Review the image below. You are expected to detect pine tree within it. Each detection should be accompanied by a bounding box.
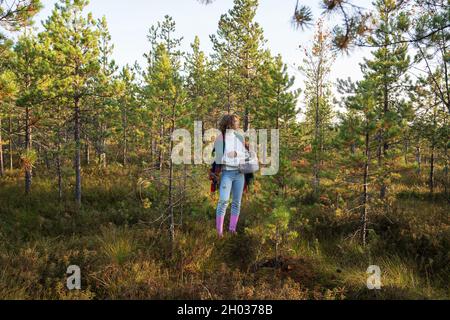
[41,0,100,206]
[257,55,299,130]
[0,69,16,176]
[211,0,266,130]
[201,0,448,55]
[143,16,183,170]
[0,0,41,32]
[300,21,335,196]
[90,16,117,167]
[339,77,379,246]
[362,0,411,199]
[336,79,364,155]
[185,36,215,131]
[258,54,299,195]
[11,31,49,194]
[115,65,138,166]
[0,0,41,178]
[413,0,449,114]
[412,73,449,195]
[144,42,186,245]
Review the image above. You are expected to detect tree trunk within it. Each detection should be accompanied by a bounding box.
[275,228,280,265]
[44,151,51,170]
[244,107,250,132]
[444,110,449,198]
[379,46,389,200]
[379,133,387,199]
[150,131,155,165]
[168,144,175,245]
[84,135,90,166]
[122,109,128,166]
[380,181,387,200]
[442,39,450,113]
[17,118,22,149]
[25,105,32,195]
[0,116,3,176]
[313,87,321,196]
[444,142,448,199]
[361,128,370,246]
[443,110,449,198]
[376,132,382,166]
[156,112,164,171]
[243,51,251,132]
[383,85,389,155]
[57,129,63,201]
[74,98,82,206]
[226,41,232,114]
[97,121,107,168]
[429,144,435,194]
[179,164,187,226]
[416,146,421,174]
[168,101,176,249]
[8,115,13,170]
[404,139,408,164]
[382,39,389,156]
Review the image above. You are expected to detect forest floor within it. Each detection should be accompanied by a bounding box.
[0,164,448,300]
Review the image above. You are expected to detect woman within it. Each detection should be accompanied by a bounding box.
[210,114,251,238]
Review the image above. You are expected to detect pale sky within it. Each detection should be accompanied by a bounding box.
[32,0,375,112]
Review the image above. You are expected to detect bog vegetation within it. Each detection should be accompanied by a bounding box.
[0,0,448,299]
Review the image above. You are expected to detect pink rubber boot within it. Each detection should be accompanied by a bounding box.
[229,214,240,234]
[216,215,225,238]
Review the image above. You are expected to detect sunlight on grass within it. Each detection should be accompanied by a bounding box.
[98,227,135,266]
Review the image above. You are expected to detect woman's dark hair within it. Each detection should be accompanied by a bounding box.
[219,114,239,135]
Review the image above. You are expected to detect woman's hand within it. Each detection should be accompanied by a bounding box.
[227,151,238,158]
[209,172,219,180]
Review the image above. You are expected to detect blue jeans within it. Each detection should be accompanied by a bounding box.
[216,170,245,217]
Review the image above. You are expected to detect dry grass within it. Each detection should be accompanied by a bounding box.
[0,165,448,300]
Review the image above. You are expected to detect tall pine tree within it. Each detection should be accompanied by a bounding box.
[42,0,100,206]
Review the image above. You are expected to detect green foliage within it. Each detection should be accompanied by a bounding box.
[0,0,449,301]
[210,0,267,127]
[0,0,42,32]
[20,149,37,171]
